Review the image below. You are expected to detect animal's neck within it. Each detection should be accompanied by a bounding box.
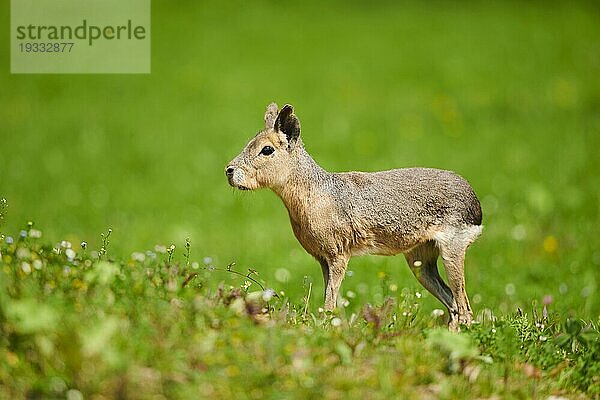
[272,145,329,217]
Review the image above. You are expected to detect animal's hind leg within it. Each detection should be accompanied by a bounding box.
[404,241,458,321]
[435,226,480,331]
[318,259,329,300]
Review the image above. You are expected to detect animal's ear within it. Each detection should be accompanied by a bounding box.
[274,104,301,145]
[264,102,278,129]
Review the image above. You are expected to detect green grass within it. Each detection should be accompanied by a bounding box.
[1,0,599,397]
[0,235,598,399]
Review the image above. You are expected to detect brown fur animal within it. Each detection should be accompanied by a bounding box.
[226,103,482,331]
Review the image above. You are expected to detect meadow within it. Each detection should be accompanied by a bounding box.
[1,1,599,398]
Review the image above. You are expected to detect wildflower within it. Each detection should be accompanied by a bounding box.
[5,236,14,244]
[154,245,167,253]
[275,268,291,283]
[415,291,422,298]
[29,229,42,238]
[80,241,87,249]
[203,256,213,265]
[432,309,444,318]
[346,290,356,299]
[21,262,32,274]
[262,288,276,301]
[33,259,43,270]
[331,317,342,327]
[511,224,526,240]
[543,235,558,253]
[16,247,31,259]
[505,283,516,296]
[66,389,83,400]
[191,261,200,269]
[19,230,27,238]
[413,260,422,267]
[65,248,76,260]
[559,283,568,294]
[543,295,553,305]
[389,284,398,292]
[346,270,354,277]
[131,252,145,262]
[539,335,548,342]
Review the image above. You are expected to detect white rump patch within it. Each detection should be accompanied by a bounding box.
[433,225,483,249]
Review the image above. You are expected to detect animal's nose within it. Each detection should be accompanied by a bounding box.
[225,167,235,177]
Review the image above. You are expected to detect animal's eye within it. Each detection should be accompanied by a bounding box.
[260,146,274,156]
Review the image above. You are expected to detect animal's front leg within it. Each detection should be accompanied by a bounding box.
[323,256,349,310]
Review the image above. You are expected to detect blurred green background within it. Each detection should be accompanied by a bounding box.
[1,1,599,316]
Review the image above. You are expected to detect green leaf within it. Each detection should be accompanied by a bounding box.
[334,341,353,365]
[84,261,120,285]
[4,299,58,334]
[565,319,583,337]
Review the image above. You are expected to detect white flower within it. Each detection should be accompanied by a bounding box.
[331,317,342,327]
[29,229,42,238]
[65,248,76,260]
[432,309,445,318]
[131,252,145,262]
[274,268,291,283]
[21,262,32,274]
[262,288,276,302]
[33,259,43,270]
[505,283,516,296]
[511,224,526,241]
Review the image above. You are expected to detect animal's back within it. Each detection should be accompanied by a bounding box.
[330,168,482,252]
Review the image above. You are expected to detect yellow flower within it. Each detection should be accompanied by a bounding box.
[543,236,558,253]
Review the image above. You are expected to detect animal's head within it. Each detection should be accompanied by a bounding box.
[225,103,302,191]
